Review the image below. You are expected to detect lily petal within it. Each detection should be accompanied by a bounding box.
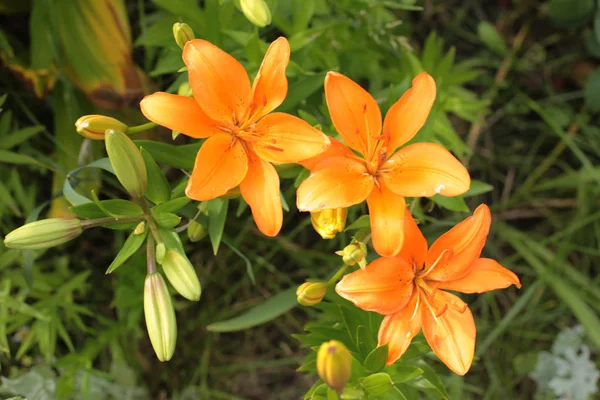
[381,142,470,198]
[336,257,415,315]
[185,134,248,201]
[240,150,282,237]
[384,72,436,155]
[324,71,382,157]
[426,204,491,282]
[252,112,330,164]
[398,209,428,270]
[367,184,406,257]
[296,156,374,212]
[378,290,422,365]
[183,39,251,125]
[299,136,353,171]
[249,37,290,122]
[140,92,223,138]
[435,258,521,294]
[421,290,475,376]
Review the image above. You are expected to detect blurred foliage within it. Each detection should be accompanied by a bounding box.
[0,0,599,399]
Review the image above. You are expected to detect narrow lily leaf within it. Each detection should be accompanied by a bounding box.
[207,288,297,332]
[464,180,494,197]
[344,215,371,232]
[208,198,229,255]
[152,212,181,229]
[431,194,469,212]
[90,196,143,218]
[134,140,201,169]
[70,203,108,219]
[364,344,389,373]
[0,125,45,150]
[389,365,424,383]
[141,148,171,204]
[152,197,191,214]
[106,229,148,274]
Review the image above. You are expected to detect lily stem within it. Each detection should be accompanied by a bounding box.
[81,215,143,229]
[134,197,162,245]
[127,122,157,134]
[327,264,349,286]
[146,235,156,274]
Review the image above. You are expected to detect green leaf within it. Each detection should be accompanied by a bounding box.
[141,148,171,204]
[464,180,494,197]
[152,197,191,214]
[407,360,449,398]
[548,0,594,28]
[430,194,469,212]
[279,73,327,113]
[0,125,45,150]
[364,344,388,373]
[134,140,201,169]
[91,198,144,218]
[70,202,108,219]
[476,21,507,56]
[584,67,600,111]
[389,365,424,383]
[152,212,182,229]
[106,229,148,274]
[207,287,297,332]
[208,198,229,255]
[345,215,371,231]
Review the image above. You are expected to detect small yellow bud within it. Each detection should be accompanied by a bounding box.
[361,373,394,396]
[75,115,127,140]
[311,208,348,239]
[239,0,272,27]
[187,220,207,242]
[296,282,328,306]
[162,250,202,301]
[105,129,147,198]
[173,23,195,49]
[336,242,367,269]
[144,273,177,362]
[134,221,146,235]
[4,218,82,249]
[317,340,352,393]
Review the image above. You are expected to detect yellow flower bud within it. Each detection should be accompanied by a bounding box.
[336,242,367,269]
[361,373,394,396]
[4,218,82,249]
[134,221,146,235]
[162,250,202,301]
[239,0,272,27]
[317,340,352,393]
[296,282,328,306]
[144,273,177,362]
[172,23,195,49]
[74,115,128,140]
[187,220,207,242]
[311,208,348,239]
[105,129,147,198]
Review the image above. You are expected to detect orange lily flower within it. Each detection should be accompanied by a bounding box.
[140,37,330,236]
[297,72,470,257]
[335,204,521,375]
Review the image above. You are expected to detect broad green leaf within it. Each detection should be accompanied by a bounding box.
[345,215,371,231]
[431,194,469,212]
[389,365,424,383]
[106,229,148,274]
[134,140,201,169]
[152,212,181,229]
[70,202,108,219]
[91,198,144,218]
[464,180,494,197]
[208,198,229,255]
[152,197,191,214]
[141,148,171,204]
[407,360,449,398]
[279,73,327,113]
[207,287,297,332]
[364,344,388,373]
[477,21,507,56]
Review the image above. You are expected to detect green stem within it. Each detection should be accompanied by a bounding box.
[81,215,144,229]
[134,197,162,244]
[146,235,156,274]
[127,122,157,134]
[328,264,349,286]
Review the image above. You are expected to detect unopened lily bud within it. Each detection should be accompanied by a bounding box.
[173,23,194,49]
[75,115,127,140]
[311,208,347,239]
[187,220,207,242]
[317,340,352,393]
[144,273,177,362]
[105,129,147,198]
[156,242,166,264]
[4,218,82,249]
[162,250,201,301]
[361,373,394,396]
[239,0,271,27]
[134,221,146,235]
[177,82,192,97]
[296,282,328,306]
[336,242,367,269]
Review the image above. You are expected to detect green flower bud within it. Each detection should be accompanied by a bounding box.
[187,220,207,242]
[75,114,128,140]
[336,242,367,269]
[172,23,195,49]
[311,208,348,239]
[239,0,271,27]
[105,129,147,198]
[317,340,352,392]
[177,82,192,97]
[156,242,166,264]
[144,273,177,362]
[162,250,201,301]
[361,373,394,396]
[296,281,328,306]
[4,218,82,249]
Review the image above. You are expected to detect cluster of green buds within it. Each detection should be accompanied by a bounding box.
[336,241,368,269]
[310,208,347,239]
